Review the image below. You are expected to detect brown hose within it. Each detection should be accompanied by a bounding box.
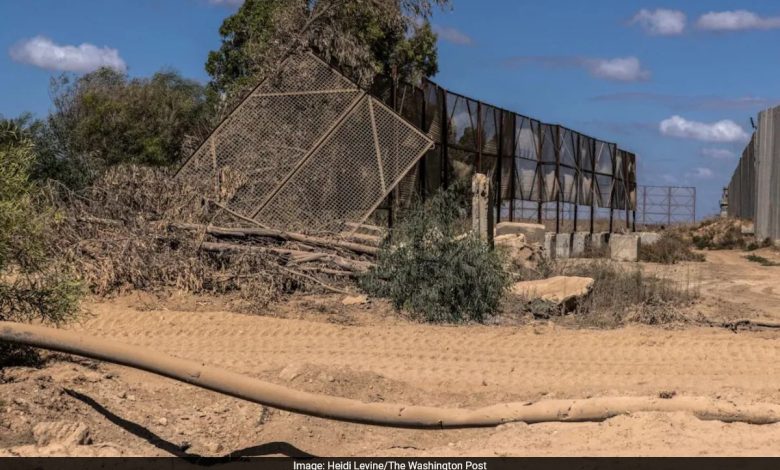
[3,321,780,428]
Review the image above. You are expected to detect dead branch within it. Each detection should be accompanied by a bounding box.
[5,322,780,428]
[174,223,378,256]
[200,241,373,272]
[279,267,352,295]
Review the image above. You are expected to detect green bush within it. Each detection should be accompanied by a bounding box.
[0,125,81,328]
[360,186,509,323]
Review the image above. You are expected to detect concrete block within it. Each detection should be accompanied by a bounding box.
[571,232,590,258]
[610,234,639,262]
[555,233,572,259]
[591,232,609,250]
[495,222,546,245]
[637,232,661,246]
[543,233,556,259]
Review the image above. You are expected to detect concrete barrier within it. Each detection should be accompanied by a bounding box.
[555,233,572,259]
[571,232,590,258]
[544,233,556,259]
[610,234,639,262]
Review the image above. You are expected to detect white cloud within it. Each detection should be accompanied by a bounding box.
[505,56,650,82]
[659,115,750,142]
[688,167,715,179]
[432,25,473,45]
[696,10,780,31]
[700,147,737,160]
[584,57,650,82]
[9,36,126,73]
[631,9,686,35]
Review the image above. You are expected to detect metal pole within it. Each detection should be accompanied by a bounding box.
[555,126,561,234]
[441,87,449,189]
[495,109,503,224]
[668,186,672,226]
[477,101,483,172]
[537,123,543,224]
[590,139,595,234]
[509,114,517,222]
[693,187,697,223]
[642,186,647,226]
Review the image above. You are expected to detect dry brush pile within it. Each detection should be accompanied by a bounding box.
[43,165,376,309]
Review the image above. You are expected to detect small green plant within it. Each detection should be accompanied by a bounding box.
[745,254,780,267]
[360,185,510,323]
[639,232,705,264]
[0,125,82,332]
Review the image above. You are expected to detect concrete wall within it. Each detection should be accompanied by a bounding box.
[727,105,780,241]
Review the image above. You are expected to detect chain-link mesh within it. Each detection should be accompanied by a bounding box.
[253,96,432,233]
[176,53,431,233]
[176,53,363,216]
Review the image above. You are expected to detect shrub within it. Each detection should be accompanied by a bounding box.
[0,124,82,363]
[554,260,697,327]
[360,186,510,323]
[745,254,780,267]
[639,232,705,264]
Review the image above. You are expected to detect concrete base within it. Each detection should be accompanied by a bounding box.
[591,232,609,250]
[571,232,590,258]
[495,222,546,245]
[610,234,639,262]
[637,232,661,246]
[544,233,556,259]
[555,233,572,259]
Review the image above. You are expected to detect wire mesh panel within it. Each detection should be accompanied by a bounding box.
[176,53,363,216]
[253,96,432,233]
[637,186,696,225]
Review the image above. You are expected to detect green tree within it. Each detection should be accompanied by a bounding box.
[33,68,210,188]
[206,0,448,98]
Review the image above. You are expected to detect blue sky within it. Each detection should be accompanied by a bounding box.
[2,1,780,217]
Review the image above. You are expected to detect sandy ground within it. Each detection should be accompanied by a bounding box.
[1,248,780,456]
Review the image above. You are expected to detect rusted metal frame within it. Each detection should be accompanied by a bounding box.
[508,113,517,222]
[573,133,579,233]
[554,125,561,234]
[623,152,630,231]
[536,122,544,224]
[608,143,616,234]
[477,101,483,174]
[590,138,596,234]
[441,86,450,189]
[250,91,366,220]
[494,108,503,224]
[367,99,387,194]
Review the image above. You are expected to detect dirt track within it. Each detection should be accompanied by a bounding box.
[2,249,780,456]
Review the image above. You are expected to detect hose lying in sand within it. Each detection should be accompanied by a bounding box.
[3,321,780,428]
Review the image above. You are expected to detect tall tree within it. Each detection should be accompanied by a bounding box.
[206,0,449,98]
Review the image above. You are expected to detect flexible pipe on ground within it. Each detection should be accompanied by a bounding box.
[2,321,780,428]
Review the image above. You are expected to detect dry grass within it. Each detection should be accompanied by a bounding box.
[639,232,705,264]
[505,257,699,328]
[42,165,304,309]
[557,260,698,327]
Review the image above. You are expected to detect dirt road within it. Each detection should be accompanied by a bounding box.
[2,249,780,456]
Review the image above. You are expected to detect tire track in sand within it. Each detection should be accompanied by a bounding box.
[75,304,780,399]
